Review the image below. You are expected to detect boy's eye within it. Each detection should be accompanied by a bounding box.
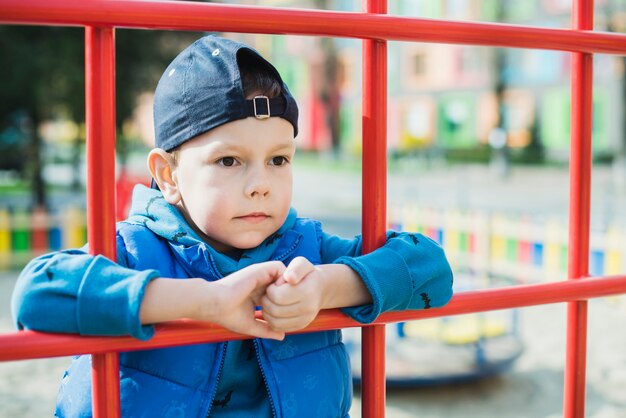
[270,156,288,166]
[218,157,236,167]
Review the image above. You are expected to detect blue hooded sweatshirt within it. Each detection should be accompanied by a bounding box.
[12,185,453,417]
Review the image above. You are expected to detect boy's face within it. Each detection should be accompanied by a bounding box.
[166,117,295,253]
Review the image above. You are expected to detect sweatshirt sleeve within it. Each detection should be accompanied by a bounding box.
[321,231,453,324]
[11,239,160,341]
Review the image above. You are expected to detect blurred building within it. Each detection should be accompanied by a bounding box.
[228,0,626,162]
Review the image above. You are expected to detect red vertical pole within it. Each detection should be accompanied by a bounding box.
[361,1,387,417]
[85,26,120,418]
[564,0,593,416]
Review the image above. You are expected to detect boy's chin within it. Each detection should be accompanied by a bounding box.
[221,235,267,252]
[233,237,268,250]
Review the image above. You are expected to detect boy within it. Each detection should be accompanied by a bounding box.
[12,35,453,417]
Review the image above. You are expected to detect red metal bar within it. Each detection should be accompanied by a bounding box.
[564,0,594,416]
[91,353,121,416]
[3,274,626,363]
[85,26,117,258]
[3,0,626,55]
[361,1,387,416]
[85,25,120,418]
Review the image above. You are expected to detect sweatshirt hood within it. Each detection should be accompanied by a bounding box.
[126,184,298,276]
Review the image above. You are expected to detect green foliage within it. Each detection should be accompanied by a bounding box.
[511,122,545,165]
[0,112,28,172]
[114,30,203,143]
[0,26,83,206]
[0,26,203,205]
[0,26,85,124]
[444,145,492,164]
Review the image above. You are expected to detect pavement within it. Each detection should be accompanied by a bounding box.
[293,157,626,230]
[2,160,626,417]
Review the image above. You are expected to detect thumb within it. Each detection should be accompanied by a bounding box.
[249,261,286,301]
[252,261,286,288]
[283,256,315,285]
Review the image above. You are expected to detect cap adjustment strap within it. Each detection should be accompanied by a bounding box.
[245,95,287,120]
[253,95,270,119]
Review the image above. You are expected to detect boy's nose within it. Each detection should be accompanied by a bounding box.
[245,170,271,198]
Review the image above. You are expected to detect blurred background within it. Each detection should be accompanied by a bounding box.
[3,0,626,417]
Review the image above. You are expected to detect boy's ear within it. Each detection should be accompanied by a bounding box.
[147,149,181,205]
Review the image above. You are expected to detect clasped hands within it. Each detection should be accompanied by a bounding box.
[209,256,327,341]
[142,256,366,340]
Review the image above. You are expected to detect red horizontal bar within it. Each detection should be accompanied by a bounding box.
[2,274,626,362]
[2,0,626,55]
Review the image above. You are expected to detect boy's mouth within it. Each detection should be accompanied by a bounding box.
[236,212,270,223]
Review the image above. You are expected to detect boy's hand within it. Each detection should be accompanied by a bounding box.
[260,257,373,333]
[142,257,370,338]
[205,261,287,340]
[141,261,287,341]
[261,257,326,332]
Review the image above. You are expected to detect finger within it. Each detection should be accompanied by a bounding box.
[243,262,285,298]
[248,318,285,341]
[274,277,287,286]
[253,261,287,287]
[265,282,301,306]
[261,296,302,319]
[261,314,310,333]
[226,261,284,297]
[250,283,272,305]
[252,292,264,307]
[283,257,315,285]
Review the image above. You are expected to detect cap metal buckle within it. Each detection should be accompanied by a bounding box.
[253,95,271,119]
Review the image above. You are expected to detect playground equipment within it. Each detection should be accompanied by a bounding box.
[2,1,626,417]
[346,278,524,387]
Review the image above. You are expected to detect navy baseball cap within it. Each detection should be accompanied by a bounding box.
[153,35,299,153]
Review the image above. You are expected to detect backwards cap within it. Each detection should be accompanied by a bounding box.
[153,35,299,151]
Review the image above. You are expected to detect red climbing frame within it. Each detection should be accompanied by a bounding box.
[1,1,626,417]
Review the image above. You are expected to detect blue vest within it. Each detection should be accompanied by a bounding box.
[56,218,352,418]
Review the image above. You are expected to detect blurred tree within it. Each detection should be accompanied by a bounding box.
[0,26,201,207]
[115,29,202,163]
[489,1,510,178]
[0,26,84,208]
[313,0,342,156]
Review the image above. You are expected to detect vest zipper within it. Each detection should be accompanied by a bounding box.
[205,342,228,418]
[254,339,277,418]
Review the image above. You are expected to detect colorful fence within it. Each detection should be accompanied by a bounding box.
[4,202,625,284]
[0,207,86,270]
[390,204,625,283]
